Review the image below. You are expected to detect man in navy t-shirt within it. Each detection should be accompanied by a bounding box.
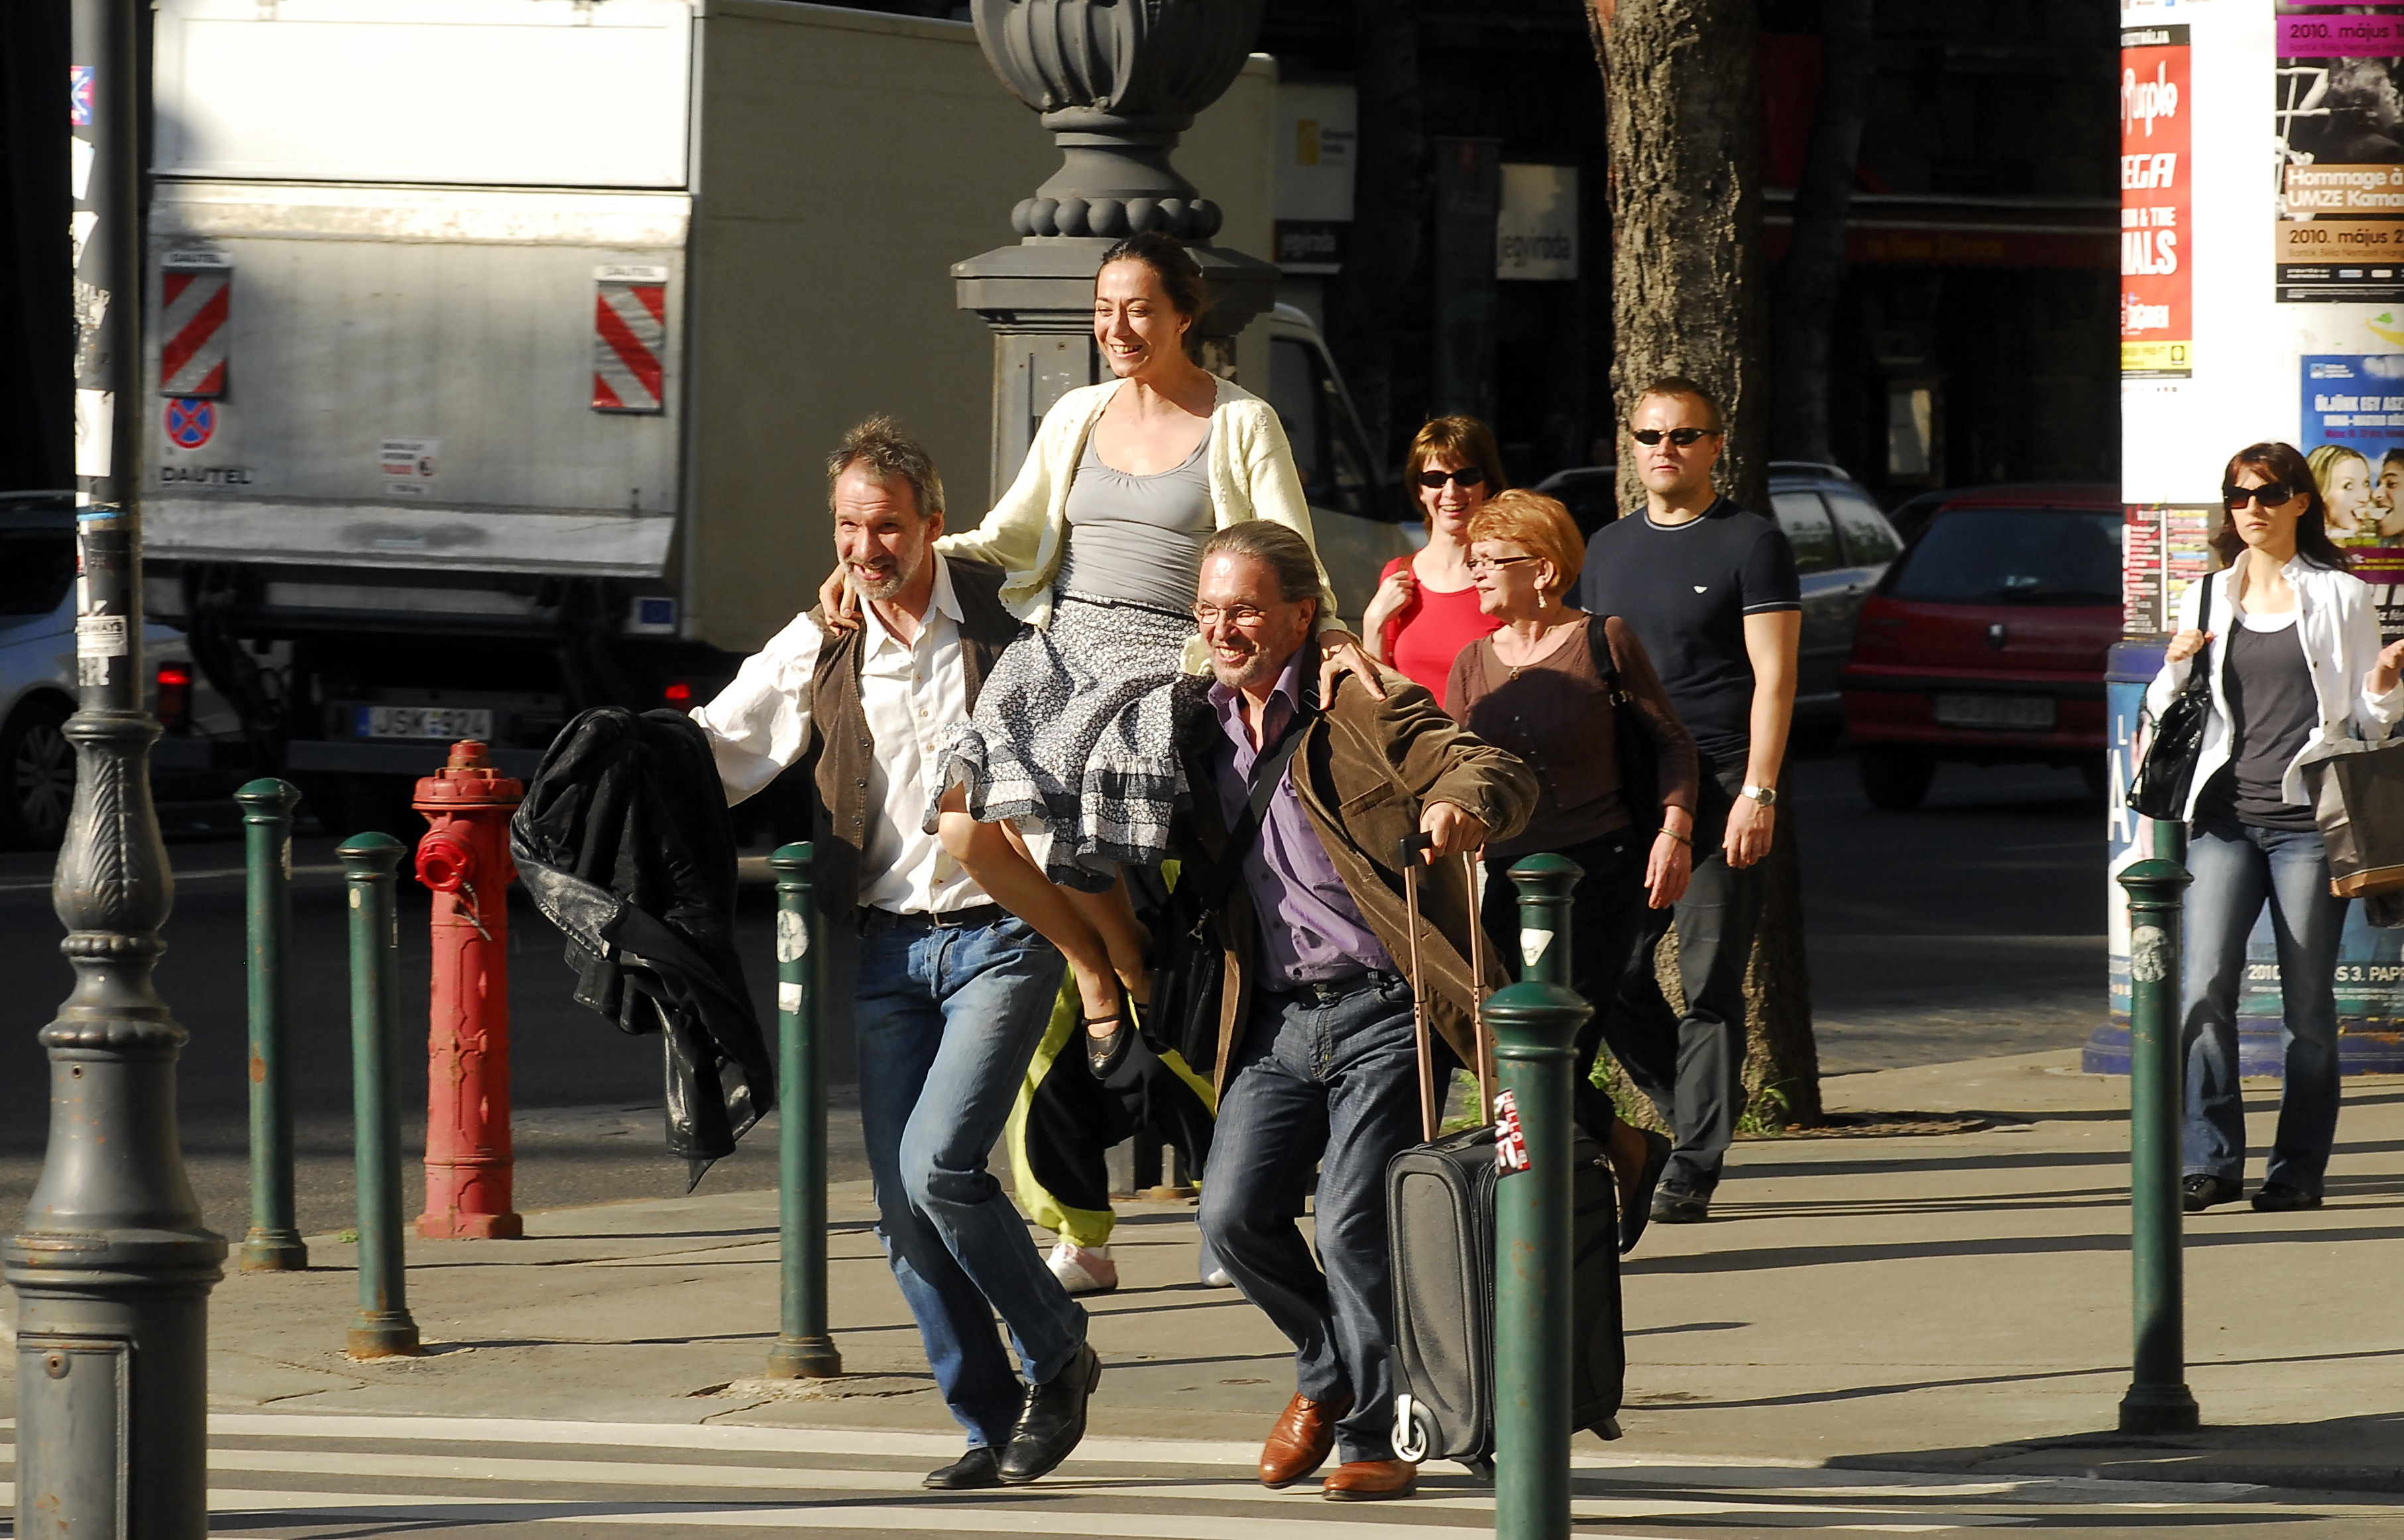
[1576,376,1801,1224]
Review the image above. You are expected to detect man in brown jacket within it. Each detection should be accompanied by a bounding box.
[1178,522,1536,1503]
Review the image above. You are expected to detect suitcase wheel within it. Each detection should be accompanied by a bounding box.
[1391,1394,1432,1464]
[1462,1456,1495,1482]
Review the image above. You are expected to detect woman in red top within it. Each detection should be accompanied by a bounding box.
[1361,416,1508,696]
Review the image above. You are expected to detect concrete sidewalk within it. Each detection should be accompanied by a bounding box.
[10,1047,2404,1497]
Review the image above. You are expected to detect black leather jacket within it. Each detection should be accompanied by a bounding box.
[512,706,770,1187]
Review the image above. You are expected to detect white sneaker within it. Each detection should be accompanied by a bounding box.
[1202,1267,1233,1288]
[1046,1238,1118,1294]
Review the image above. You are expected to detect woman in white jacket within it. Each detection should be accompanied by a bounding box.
[822,233,1376,1073]
[2149,441,2404,1213]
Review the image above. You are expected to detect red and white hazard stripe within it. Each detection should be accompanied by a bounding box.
[592,278,666,413]
[160,260,230,398]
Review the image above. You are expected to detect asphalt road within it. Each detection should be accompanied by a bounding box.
[0,751,2106,1242]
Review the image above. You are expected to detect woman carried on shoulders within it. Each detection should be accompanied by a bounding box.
[823,232,1378,1072]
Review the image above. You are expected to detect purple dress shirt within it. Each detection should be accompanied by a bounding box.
[1208,658,1399,987]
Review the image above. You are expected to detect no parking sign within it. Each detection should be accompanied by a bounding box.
[164,396,214,449]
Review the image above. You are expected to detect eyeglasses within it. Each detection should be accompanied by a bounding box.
[1467,555,1537,575]
[1630,427,1721,448]
[2223,479,2303,510]
[1191,601,1271,628]
[1416,467,1488,489]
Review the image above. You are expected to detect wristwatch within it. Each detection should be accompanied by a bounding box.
[1741,784,1780,806]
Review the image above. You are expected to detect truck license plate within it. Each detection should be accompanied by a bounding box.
[1933,693,2054,730]
[358,706,493,742]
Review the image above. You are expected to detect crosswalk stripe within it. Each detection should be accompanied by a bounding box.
[205,1413,1259,1468]
[186,1449,2014,1526]
[189,1490,1532,1539]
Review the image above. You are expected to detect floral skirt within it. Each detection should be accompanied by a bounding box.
[927,592,1193,893]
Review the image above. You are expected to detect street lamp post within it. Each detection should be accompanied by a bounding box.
[4,0,227,1529]
[956,0,1279,494]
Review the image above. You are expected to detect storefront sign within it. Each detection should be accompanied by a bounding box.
[1497,164,1577,282]
[1274,82,1355,276]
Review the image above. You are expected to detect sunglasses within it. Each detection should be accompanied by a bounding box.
[1416,467,1488,489]
[1631,427,1721,447]
[2222,479,2303,510]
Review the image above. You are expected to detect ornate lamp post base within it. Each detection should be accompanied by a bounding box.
[956,0,1281,496]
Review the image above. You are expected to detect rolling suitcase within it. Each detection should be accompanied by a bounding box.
[1383,838,1625,1475]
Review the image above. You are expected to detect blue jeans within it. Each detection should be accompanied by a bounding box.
[2181,820,2349,1195]
[1198,971,1420,1464]
[856,912,1085,1448]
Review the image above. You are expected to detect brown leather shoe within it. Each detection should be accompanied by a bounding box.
[1322,1458,1418,1500]
[1258,1392,1351,1488]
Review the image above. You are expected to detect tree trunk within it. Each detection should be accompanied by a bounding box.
[1768,0,1874,465]
[1588,0,1821,1130]
[1589,0,1768,518]
[1328,0,1427,468]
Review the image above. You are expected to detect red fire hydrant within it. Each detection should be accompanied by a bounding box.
[414,740,525,1240]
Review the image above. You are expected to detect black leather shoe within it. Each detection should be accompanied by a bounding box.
[924,1446,1003,1490]
[997,1343,1101,1484]
[1083,985,1133,1079]
[2252,1182,2322,1213]
[2182,1174,2242,1212]
[1650,1182,1711,1225]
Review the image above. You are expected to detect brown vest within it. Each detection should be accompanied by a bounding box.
[806,556,1021,916]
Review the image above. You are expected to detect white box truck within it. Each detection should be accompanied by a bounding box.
[141,0,1405,828]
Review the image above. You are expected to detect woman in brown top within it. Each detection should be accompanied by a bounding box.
[1446,489,1700,1251]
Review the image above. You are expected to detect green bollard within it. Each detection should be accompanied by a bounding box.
[1487,839,1591,1540]
[340,832,421,1358]
[765,843,841,1378]
[2118,847,2198,1433]
[1507,852,1583,989]
[237,778,308,1273]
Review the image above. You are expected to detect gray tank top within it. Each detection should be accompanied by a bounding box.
[2222,611,2318,831]
[1057,424,1216,613]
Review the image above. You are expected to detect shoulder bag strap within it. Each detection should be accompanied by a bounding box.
[1586,610,1621,690]
[2190,568,2219,695]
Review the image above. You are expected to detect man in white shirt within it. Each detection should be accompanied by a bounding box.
[694,418,1097,1490]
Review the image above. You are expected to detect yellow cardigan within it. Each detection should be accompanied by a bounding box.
[935,377,1348,642]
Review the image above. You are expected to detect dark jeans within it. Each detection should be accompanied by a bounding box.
[2181,818,2348,1195]
[1197,971,1420,1464]
[1601,761,1763,1193]
[1482,828,1650,1140]
[856,910,1086,1449]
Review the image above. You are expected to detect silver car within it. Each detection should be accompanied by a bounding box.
[1532,461,1904,733]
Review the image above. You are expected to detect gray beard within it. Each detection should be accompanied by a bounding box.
[854,559,919,603]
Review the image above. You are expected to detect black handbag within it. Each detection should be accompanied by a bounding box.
[2130,574,2218,822]
[1143,709,1314,1079]
[1587,614,1664,830]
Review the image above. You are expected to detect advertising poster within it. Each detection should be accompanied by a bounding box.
[2122,505,2163,635]
[2118,504,2217,639]
[2300,352,2404,635]
[2122,23,2191,376]
[2275,5,2404,303]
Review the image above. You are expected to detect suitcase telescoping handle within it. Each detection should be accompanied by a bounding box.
[1397,832,1495,1143]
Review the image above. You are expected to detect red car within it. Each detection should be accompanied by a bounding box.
[1841,484,2122,810]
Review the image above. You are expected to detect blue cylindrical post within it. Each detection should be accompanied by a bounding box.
[766,842,841,1378]
[341,832,420,1358]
